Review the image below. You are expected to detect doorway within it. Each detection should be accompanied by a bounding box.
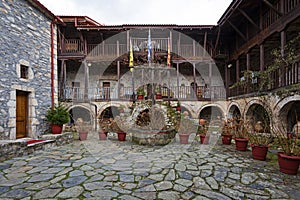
[16,90,28,138]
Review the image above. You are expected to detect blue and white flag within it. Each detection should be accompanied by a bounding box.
[147,29,152,62]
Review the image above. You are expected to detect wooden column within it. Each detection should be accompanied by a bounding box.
[260,44,265,71]
[193,63,196,98]
[193,41,196,57]
[225,63,229,98]
[177,33,181,55]
[59,60,65,99]
[209,62,212,98]
[203,31,207,56]
[84,60,89,100]
[127,31,130,52]
[117,61,120,99]
[280,30,286,86]
[246,53,250,93]
[177,63,179,98]
[236,59,240,82]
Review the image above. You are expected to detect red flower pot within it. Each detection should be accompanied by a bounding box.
[251,144,268,161]
[176,106,181,111]
[79,131,88,141]
[51,124,63,134]
[137,95,144,100]
[156,94,162,99]
[278,152,300,175]
[179,133,190,144]
[117,132,126,141]
[222,134,233,145]
[99,131,107,140]
[235,138,249,151]
[200,134,209,144]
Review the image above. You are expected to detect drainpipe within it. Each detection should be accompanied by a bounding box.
[50,20,55,108]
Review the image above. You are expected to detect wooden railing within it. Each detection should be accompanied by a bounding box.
[60,39,84,54]
[229,61,300,97]
[59,85,225,101]
[284,0,300,13]
[59,38,214,59]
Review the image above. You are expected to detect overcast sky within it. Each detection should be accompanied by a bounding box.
[39,0,232,25]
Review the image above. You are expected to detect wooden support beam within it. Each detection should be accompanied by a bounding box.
[237,8,260,30]
[262,0,283,16]
[203,31,207,56]
[214,26,221,52]
[227,20,247,41]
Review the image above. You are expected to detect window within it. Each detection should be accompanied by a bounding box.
[20,65,29,79]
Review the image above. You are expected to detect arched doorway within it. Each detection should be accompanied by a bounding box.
[69,106,92,124]
[228,105,241,119]
[278,101,300,133]
[99,106,120,120]
[245,104,270,132]
[199,106,223,123]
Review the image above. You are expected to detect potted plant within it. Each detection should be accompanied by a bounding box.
[177,117,197,144]
[137,87,145,100]
[109,116,131,141]
[98,118,110,140]
[197,123,209,144]
[232,117,249,151]
[248,121,274,161]
[75,118,92,141]
[221,119,234,145]
[45,103,70,134]
[272,122,300,175]
[176,101,181,111]
[155,86,162,99]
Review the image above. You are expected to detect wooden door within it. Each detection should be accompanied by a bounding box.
[16,91,28,138]
[103,82,110,99]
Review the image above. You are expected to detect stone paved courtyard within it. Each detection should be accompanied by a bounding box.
[0,133,299,200]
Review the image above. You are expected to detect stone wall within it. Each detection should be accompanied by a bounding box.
[0,0,58,139]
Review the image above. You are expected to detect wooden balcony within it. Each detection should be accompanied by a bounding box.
[58,37,214,61]
[229,61,300,97]
[59,85,226,102]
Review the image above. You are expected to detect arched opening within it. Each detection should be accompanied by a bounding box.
[279,101,300,133]
[69,106,92,124]
[246,104,270,132]
[199,106,223,123]
[99,106,119,120]
[228,105,241,119]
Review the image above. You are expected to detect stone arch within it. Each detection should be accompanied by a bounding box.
[98,103,121,120]
[69,105,94,124]
[198,104,224,123]
[245,102,271,132]
[227,102,242,119]
[277,100,300,133]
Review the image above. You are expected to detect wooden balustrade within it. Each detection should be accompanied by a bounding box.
[59,85,225,101]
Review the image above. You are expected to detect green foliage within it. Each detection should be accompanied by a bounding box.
[45,103,70,125]
[137,86,145,96]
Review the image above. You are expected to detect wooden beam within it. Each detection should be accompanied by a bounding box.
[262,0,283,16]
[227,20,247,41]
[237,8,260,30]
[214,26,221,51]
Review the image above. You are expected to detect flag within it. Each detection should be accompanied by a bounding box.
[129,38,133,68]
[167,38,171,67]
[147,29,152,62]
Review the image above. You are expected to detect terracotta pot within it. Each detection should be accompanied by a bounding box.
[156,93,162,99]
[251,144,268,161]
[277,152,300,175]
[199,119,206,125]
[235,138,249,151]
[222,134,233,145]
[176,106,181,111]
[178,133,190,144]
[200,134,209,144]
[51,124,63,134]
[79,131,88,141]
[137,95,144,100]
[99,131,107,140]
[117,132,126,141]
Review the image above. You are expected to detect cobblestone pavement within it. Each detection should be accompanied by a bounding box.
[0,133,299,200]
